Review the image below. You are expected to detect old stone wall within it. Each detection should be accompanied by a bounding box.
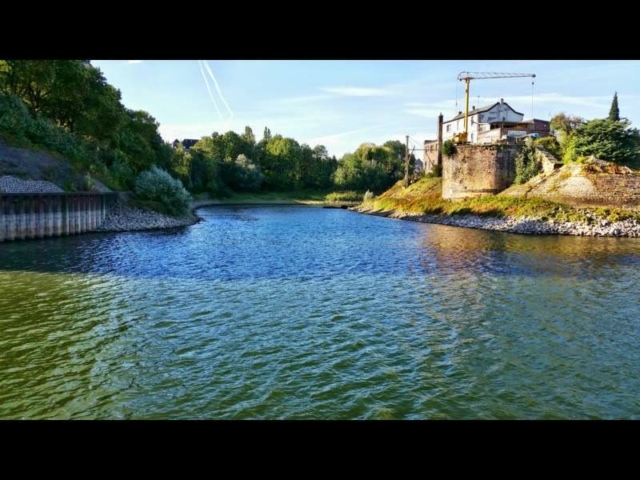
[442,145,521,200]
[500,162,640,208]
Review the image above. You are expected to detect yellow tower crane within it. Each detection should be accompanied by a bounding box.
[453,71,536,144]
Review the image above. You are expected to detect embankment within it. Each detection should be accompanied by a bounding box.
[354,174,640,237]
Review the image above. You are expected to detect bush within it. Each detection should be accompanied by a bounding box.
[514,144,541,184]
[325,191,362,202]
[562,135,578,164]
[426,164,442,178]
[0,94,32,143]
[533,136,562,160]
[442,140,457,157]
[572,119,639,165]
[135,166,191,216]
[232,154,263,191]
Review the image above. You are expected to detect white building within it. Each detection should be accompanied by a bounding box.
[442,99,524,144]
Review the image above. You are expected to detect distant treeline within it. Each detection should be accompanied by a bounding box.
[0,60,414,197]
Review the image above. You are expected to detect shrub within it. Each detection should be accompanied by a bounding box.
[572,119,639,165]
[135,166,191,216]
[426,164,442,178]
[0,94,32,143]
[562,135,578,164]
[533,136,562,160]
[83,174,95,192]
[442,140,457,157]
[232,154,263,191]
[514,143,541,184]
[325,191,362,202]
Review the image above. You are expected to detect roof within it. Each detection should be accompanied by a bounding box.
[521,118,550,124]
[444,101,524,123]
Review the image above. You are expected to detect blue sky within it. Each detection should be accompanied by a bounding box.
[91,60,640,158]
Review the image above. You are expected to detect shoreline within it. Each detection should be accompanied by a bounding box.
[352,205,640,237]
[96,199,360,234]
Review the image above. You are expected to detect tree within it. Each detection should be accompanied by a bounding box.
[0,60,57,114]
[263,126,272,142]
[573,119,639,164]
[243,125,256,146]
[312,144,328,160]
[232,154,263,191]
[550,112,585,136]
[265,135,301,189]
[221,130,248,161]
[609,92,620,121]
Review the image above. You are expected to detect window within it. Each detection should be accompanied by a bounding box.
[446,125,451,132]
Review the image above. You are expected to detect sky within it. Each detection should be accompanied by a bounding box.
[91,60,640,158]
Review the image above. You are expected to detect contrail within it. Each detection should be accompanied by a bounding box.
[198,60,222,120]
[203,60,234,119]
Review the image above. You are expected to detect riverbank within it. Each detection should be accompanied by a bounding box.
[97,201,198,232]
[354,205,640,237]
[96,194,361,233]
[354,177,640,237]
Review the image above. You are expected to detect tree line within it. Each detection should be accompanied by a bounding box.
[174,127,413,197]
[0,60,413,200]
[547,92,640,167]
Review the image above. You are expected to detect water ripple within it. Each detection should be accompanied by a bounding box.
[2,206,640,418]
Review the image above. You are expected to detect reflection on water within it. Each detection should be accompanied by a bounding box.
[1,206,640,419]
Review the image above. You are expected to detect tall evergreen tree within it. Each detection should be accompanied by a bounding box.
[609,92,620,121]
[263,126,272,142]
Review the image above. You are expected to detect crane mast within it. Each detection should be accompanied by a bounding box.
[454,71,536,144]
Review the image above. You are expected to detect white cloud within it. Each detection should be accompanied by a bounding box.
[405,108,446,119]
[321,86,394,97]
[507,92,611,109]
[126,60,143,64]
[276,94,334,105]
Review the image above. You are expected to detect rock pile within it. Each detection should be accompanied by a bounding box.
[355,208,640,237]
[0,175,63,193]
[98,201,197,232]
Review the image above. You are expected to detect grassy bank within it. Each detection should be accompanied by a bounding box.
[361,177,640,223]
[192,190,364,205]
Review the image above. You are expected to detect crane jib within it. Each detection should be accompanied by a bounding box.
[453,71,537,144]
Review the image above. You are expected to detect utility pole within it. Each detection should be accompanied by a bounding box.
[403,135,410,187]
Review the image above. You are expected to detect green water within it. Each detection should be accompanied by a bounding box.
[1,205,640,419]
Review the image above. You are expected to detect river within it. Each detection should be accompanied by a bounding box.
[1,205,640,419]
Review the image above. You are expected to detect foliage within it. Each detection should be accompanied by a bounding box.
[324,191,362,202]
[232,154,263,191]
[332,141,410,193]
[609,92,620,121]
[533,136,562,160]
[134,166,191,216]
[0,60,433,204]
[0,60,182,201]
[550,112,585,136]
[562,134,578,164]
[425,164,442,178]
[363,190,374,201]
[442,140,457,157]
[514,143,542,184]
[572,119,639,165]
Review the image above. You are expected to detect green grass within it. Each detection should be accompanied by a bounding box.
[192,189,364,204]
[324,191,363,202]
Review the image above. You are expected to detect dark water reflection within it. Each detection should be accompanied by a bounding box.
[1,206,639,419]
